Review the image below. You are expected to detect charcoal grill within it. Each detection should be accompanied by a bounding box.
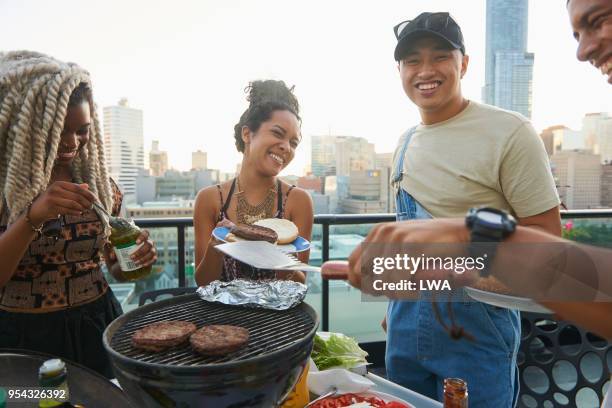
[103,293,318,407]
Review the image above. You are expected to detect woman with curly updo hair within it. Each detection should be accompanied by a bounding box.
[194,80,313,285]
[0,51,157,377]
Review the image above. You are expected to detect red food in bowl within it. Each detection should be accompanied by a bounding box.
[309,392,410,408]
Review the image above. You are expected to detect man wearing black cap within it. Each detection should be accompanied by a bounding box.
[385,12,562,408]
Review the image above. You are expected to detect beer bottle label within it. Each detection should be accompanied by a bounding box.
[113,242,144,271]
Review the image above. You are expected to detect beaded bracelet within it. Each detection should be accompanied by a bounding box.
[24,201,44,235]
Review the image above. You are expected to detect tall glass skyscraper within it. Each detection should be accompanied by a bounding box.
[482,0,534,118]
[103,98,145,203]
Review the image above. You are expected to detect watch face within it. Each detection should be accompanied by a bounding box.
[478,211,503,226]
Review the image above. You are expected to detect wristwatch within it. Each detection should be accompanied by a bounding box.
[465,207,517,277]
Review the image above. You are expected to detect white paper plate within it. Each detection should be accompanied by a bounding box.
[212,226,310,253]
[465,286,553,314]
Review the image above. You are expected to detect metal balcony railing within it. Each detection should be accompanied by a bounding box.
[134,209,612,331]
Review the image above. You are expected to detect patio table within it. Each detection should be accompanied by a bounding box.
[0,349,134,408]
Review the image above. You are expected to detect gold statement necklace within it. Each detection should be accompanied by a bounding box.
[235,177,277,225]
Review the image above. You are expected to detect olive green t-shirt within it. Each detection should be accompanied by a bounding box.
[391,101,560,218]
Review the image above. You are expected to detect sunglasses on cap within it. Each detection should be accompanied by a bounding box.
[393,12,452,39]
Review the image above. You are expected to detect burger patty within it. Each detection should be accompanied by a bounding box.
[190,325,250,356]
[230,224,278,243]
[132,320,197,352]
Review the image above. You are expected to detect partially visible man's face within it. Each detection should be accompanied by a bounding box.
[568,0,612,84]
[398,36,468,113]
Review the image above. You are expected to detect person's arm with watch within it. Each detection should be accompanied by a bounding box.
[468,207,612,339]
[427,208,612,339]
[467,207,609,299]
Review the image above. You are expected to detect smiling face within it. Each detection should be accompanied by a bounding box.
[568,0,612,84]
[55,101,91,167]
[398,36,469,123]
[241,109,300,176]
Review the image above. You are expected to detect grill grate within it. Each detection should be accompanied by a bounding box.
[110,297,317,367]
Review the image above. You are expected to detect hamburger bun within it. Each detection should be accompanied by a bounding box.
[253,218,299,244]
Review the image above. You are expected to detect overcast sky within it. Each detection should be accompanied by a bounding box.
[1,0,610,174]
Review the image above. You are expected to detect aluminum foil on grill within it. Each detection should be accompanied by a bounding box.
[196,279,307,310]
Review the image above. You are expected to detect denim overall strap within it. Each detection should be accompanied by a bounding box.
[392,127,429,221]
[391,127,417,189]
[393,127,434,221]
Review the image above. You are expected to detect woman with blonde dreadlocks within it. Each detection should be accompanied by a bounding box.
[0,51,157,377]
[194,80,313,286]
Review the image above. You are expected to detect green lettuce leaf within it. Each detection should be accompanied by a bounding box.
[311,333,369,370]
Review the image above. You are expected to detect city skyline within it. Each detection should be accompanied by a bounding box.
[129,110,612,212]
[2,0,610,174]
[146,111,612,175]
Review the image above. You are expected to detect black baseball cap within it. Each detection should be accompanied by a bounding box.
[393,12,465,61]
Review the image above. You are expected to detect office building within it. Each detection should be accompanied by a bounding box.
[583,113,612,163]
[310,192,330,214]
[335,136,376,177]
[482,0,534,118]
[551,150,602,209]
[540,126,562,157]
[311,136,337,177]
[312,135,376,178]
[601,164,612,208]
[540,125,585,156]
[128,200,195,219]
[339,168,392,214]
[135,169,219,204]
[103,98,144,202]
[149,140,168,177]
[192,150,207,170]
[297,174,323,194]
[375,152,393,170]
[324,175,349,214]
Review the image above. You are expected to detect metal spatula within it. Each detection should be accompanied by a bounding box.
[215,241,350,280]
[215,241,322,273]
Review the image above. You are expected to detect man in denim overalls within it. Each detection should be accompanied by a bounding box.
[386,12,562,407]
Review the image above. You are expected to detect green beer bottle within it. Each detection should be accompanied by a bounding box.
[93,201,152,282]
[38,359,69,408]
[108,216,152,281]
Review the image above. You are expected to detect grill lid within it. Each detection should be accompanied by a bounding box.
[108,295,318,368]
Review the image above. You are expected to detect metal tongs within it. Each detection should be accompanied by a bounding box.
[92,200,112,219]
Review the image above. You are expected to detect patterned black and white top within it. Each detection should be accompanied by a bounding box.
[0,180,122,312]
